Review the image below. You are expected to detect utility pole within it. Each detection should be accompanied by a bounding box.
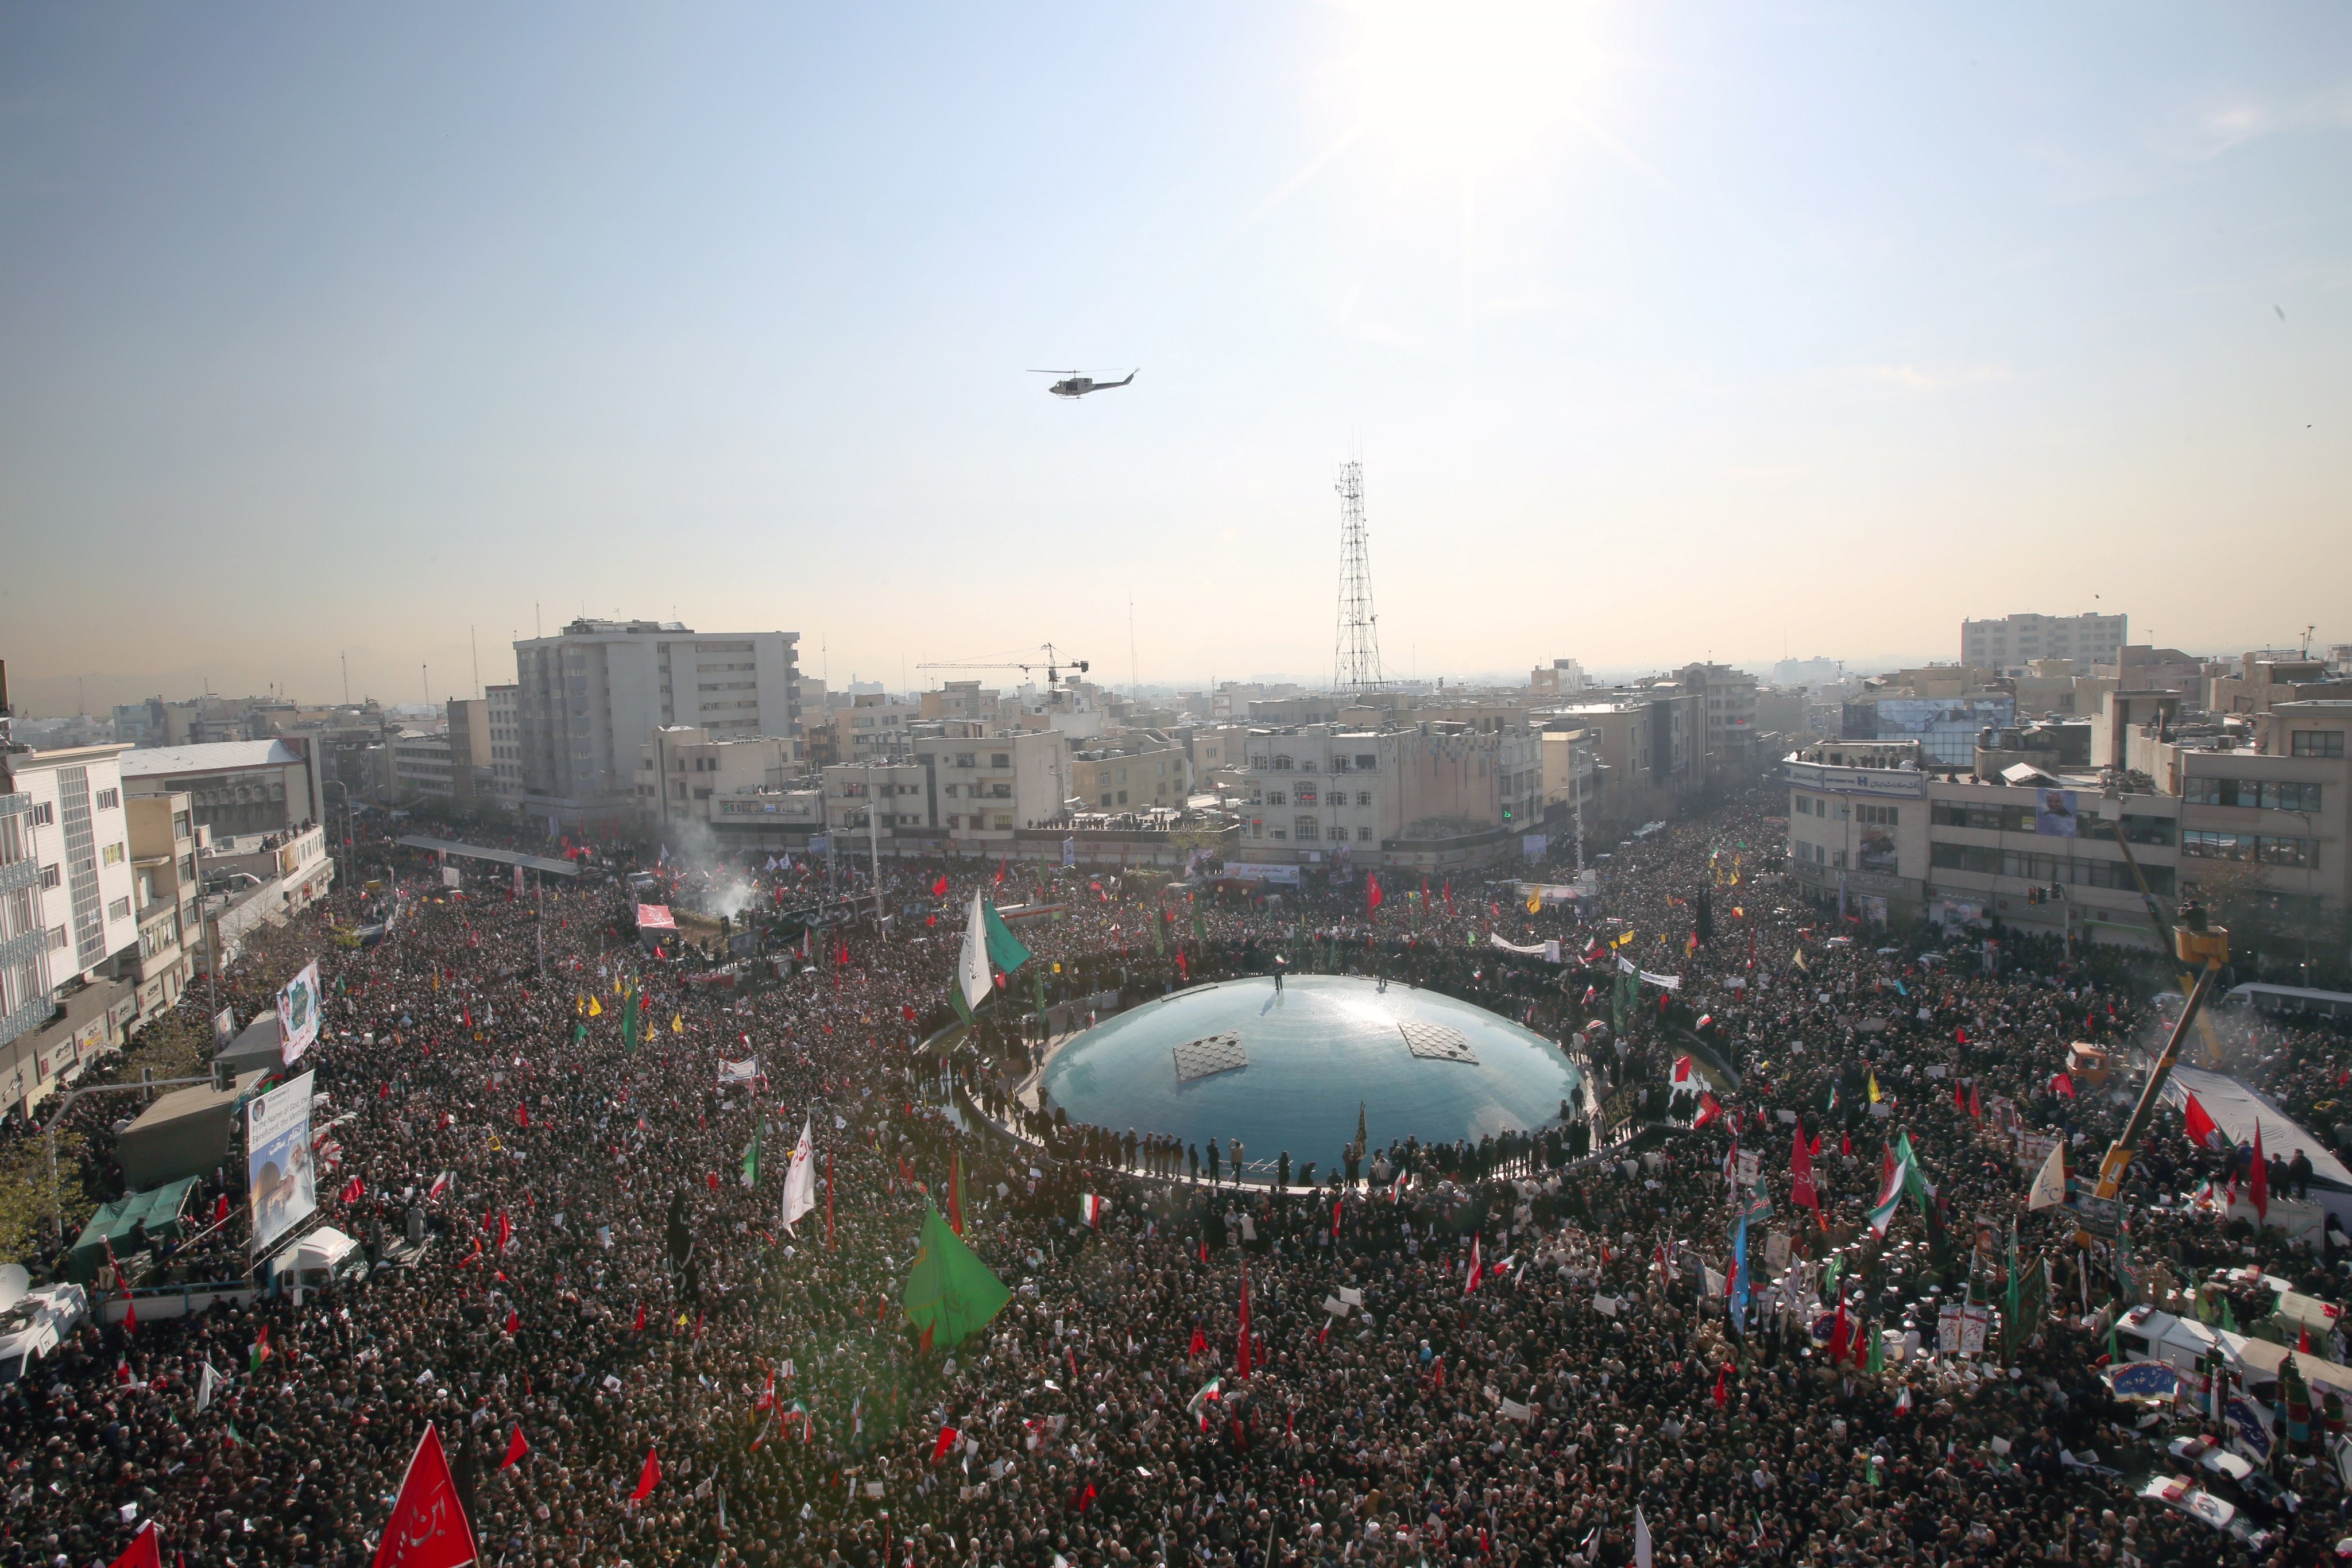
[471,626,481,700]
[341,651,350,706]
[864,759,883,930]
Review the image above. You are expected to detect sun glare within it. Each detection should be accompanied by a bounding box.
[1347,0,1593,175]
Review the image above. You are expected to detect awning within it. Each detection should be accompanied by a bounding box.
[2167,1064,2352,1188]
[66,1178,202,1283]
[635,904,677,931]
[394,835,579,877]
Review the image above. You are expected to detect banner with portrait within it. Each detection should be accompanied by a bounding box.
[276,961,322,1065]
[247,1069,318,1256]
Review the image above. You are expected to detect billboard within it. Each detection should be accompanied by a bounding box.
[1855,697,2016,768]
[276,961,322,1065]
[2035,788,2079,837]
[246,1068,318,1256]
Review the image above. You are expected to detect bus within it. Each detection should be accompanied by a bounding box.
[2223,982,2352,1021]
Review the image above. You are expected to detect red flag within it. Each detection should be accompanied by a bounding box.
[1189,1327,1208,1357]
[2252,1122,2269,1222]
[1967,1082,1981,1120]
[500,1424,529,1471]
[2300,1325,2314,1356]
[1331,1200,1341,1240]
[1953,1079,1966,1110]
[371,1424,477,1568]
[931,874,949,897]
[516,1102,530,1129]
[2049,1073,2075,1099]
[496,1212,513,1251]
[993,858,1005,887]
[629,1446,662,1503]
[2183,1093,2230,1152]
[1790,1124,1819,1211]
[632,1302,646,1331]
[122,1295,138,1336]
[1713,1362,1728,1409]
[107,1523,161,1568]
[1828,1296,1851,1365]
[504,1308,519,1336]
[1236,1269,1254,1381]
[1365,874,1383,916]
[1693,1092,1723,1130]
[931,1424,960,1463]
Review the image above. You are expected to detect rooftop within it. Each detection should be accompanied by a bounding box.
[118,740,310,776]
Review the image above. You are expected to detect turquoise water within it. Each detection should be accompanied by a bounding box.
[1037,975,1582,1175]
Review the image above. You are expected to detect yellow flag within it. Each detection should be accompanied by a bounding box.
[1867,1070,1881,1104]
[1793,949,1809,972]
[575,994,586,1015]
[588,996,604,1017]
[1526,893,1542,915]
[672,1013,683,1034]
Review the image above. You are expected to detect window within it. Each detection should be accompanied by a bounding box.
[1294,816,1319,841]
[30,802,52,826]
[48,926,67,950]
[2184,777,2323,812]
[2181,829,2258,861]
[107,897,130,921]
[2259,835,2316,868]
[40,864,60,889]
[2291,731,2345,758]
[1100,793,1112,807]
[1272,756,1294,772]
[1330,756,1351,772]
[943,784,959,798]
[1356,790,1372,807]
[102,843,124,866]
[992,754,1009,768]
[1117,791,1128,805]
[956,754,977,769]
[1295,785,1318,806]
[94,788,119,810]
[1266,791,1286,807]
[1355,754,1377,771]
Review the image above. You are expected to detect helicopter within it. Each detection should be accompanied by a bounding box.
[1029,369,1137,399]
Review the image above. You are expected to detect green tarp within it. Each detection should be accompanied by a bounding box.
[67,1177,202,1283]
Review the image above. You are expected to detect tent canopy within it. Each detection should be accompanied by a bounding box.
[66,1178,201,1283]
[2167,1064,2352,1187]
[116,1071,268,1190]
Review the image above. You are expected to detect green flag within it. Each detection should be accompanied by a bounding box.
[741,1121,761,1188]
[622,988,641,1055]
[1191,907,1205,942]
[902,1201,1010,1353]
[983,900,1031,974]
[1867,1319,1885,1375]
[573,1021,587,1047]
[949,982,974,1025]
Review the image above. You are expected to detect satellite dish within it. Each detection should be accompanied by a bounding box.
[0,1263,28,1313]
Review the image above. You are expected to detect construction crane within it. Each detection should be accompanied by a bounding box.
[915,644,1091,691]
[2090,901,2231,1203]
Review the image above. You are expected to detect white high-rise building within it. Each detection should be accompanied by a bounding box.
[513,619,800,828]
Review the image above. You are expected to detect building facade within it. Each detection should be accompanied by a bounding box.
[915,727,1063,842]
[117,738,325,839]
[513,619,800,827]
[1961,612,2128,676]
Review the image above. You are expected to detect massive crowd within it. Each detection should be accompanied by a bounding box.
[5,779,2351,1568]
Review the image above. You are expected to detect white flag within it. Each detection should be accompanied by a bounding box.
[957,886,993,1013]
[1634,1505,1654,1568]
[781,1116,817,1232]
[2027,1139,2068,1211]
[196,1362,222,1412]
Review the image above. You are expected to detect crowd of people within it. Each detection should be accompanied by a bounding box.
[4,778,2351,1568]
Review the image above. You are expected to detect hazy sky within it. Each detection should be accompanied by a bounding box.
[3,3,2347,713]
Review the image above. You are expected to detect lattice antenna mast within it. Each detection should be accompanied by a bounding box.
[1333,460,1385,693]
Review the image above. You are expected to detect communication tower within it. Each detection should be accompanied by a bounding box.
[1333,460,1386,693]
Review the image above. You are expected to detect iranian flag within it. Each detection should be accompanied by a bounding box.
[1080,1194,1108,1228]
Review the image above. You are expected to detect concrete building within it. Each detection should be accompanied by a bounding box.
[1676,663,1762,776]
[192,823,334,973]
[1782,737,2183,943]
[1529,659,1588,696]
[915,727,1062,842]
[2207,653,2352,717]
[117,738,326,839]
[1538,725,1597,821]
[1962,611,2128,676]
[1233,723,1509,869]
[485,683,524,811]
[513,618,800,828]
[825,695,920,764]
[636,727,806,836]
[1553,690,1701,823]
[123,793,198,1027]
[1069,740,1190,817]
[919,682,1004,727]
[821,762,934,839]
[0,744,145,1116]
[389,727,457,804]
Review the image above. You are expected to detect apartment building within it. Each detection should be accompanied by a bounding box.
[1961,612,2128,676]
[915,727,1063,841]
[825,695,920,764]
[919,682,1003,727]
[636,727,805,835]
[123,793,198,1025]
[821,763,934,839]
[1676,662,1762,775]
[513,618,800,827]
[1069,740,1189,816]
[1529,659,1588,697]
[1232,723,1509,868]
[485,683,524,810]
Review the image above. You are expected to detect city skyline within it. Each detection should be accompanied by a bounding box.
[5,4,2347,710]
